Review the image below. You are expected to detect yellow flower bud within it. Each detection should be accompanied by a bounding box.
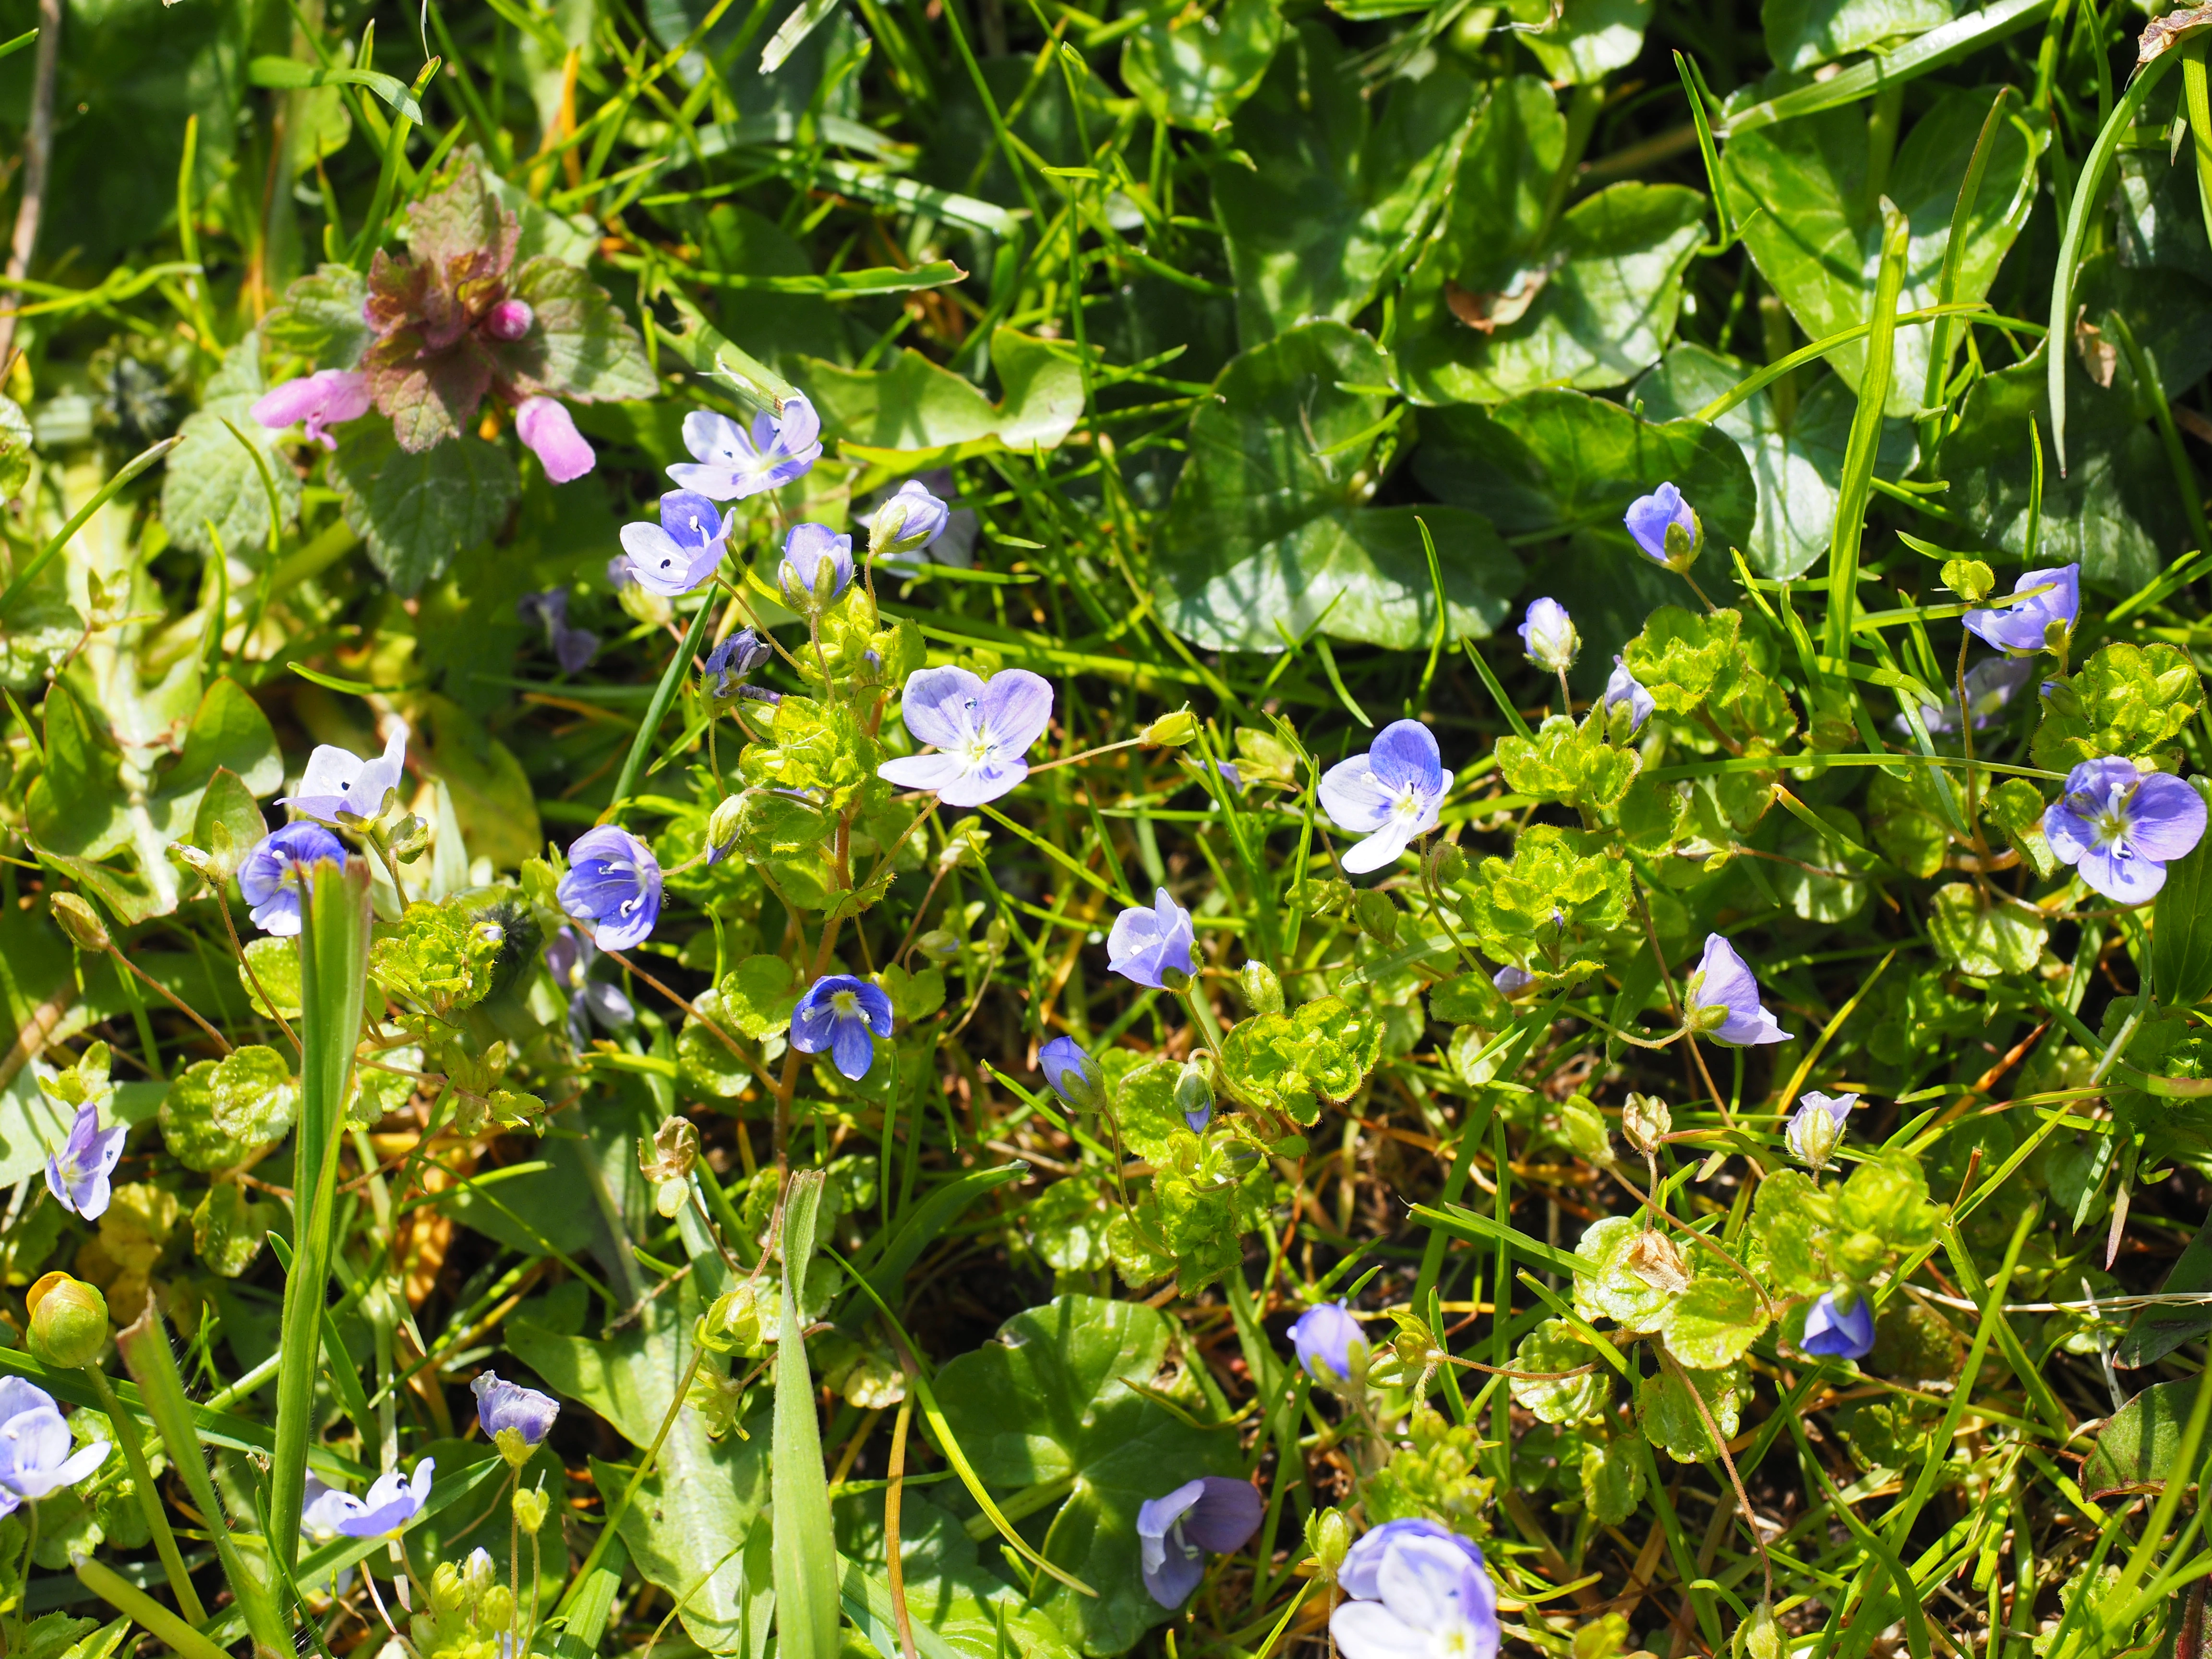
[28,1272,109,1369]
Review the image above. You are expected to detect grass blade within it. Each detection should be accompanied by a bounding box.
[1822,201,1911,662]
[268,855,372,1570]
[774,1169,843,1659]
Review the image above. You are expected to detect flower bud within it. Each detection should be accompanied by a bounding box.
[686,1368,752,1437]
[1941,557,1995,604]
[1238,960,1284,1017]
[868,480,951,559]
[485,299,535,341]
[1175,1061,1214,1133]
[1354,890,1397,945]
[1517,598,1580,674]
[1429,843,1468,884]
[707,794,746,863]
[1141,709,1201,748]
[697,1283,764,1356]
[387,813,431,858]
[512,1484,551,1535]
[1621,1092,1671,1156]
[50,893,110,953]
[1304,1508,1352,1580]
[28,1272,109,1368]
[915,929,961,959]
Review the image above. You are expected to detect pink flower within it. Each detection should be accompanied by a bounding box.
[250,370,372,451]
[517,397,595,483]
[485,299,535,341]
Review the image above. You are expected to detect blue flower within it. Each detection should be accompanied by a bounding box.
[238,822,346,936]
[1319,721,1450,876]
[1785,1091,1856,1172]
[877,666,1056,808]
[1683,934,1790,1046]
[2043,757,2208,903]
[1038,1036,1105,1112]
[558,826,663,952]
[1897,656,2036,736]
[545,926,634,1047]
[791,974,894,1080]
[1339,1519,1489,1600]
[621,491,734,597]
[1962,564,2080,654]
[868,479,953,559]
[281,721,409,826]
[667,396,823,501]
[332,1458,435,1539]
[1106,889,1197,990]
[1603,657,1655,733]
[45,1104,125,1221]
[1288,1302,1367,1385]
[1333,1527,1500,1659]
[471,1370,561,1449]
[517,588,600,674]
[1516,597,1578,673]
[778,522,855,606]
[1624,482,1701,569]
[704,627,772,697]
[1136,1475,1262,1606]
[0,1380,109,1516]
[1800,1290,1875,1360]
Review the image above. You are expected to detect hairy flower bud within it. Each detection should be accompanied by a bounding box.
[1304,1508,1352,1580]
[28,1272,109,1368]
[697,1283,764,1357]
[512,1484,552,1535]
[1238,959,1284,1017]
[1354,889,1398,945]
[1141,709,1200,747]
[707,795,746,862]
[1175,1060,1214,1133]
[485,299,535,341]
[50,893,110,953]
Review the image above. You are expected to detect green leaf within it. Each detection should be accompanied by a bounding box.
[1153,321,1522,651]
[1632,348,1917,579]
[1503,0,1652,80]
[1211,25,1475,345]
[160,340,302,559]
[1724,89,2041,417]
[1119,0,1281,130]
[191,1182,277,1277]
[247,55,422,122]
[927,1295,1244,1650]
[261,264,374,371]
[2154,785,2212,1010]
[1763,0,1953,72]
[1024,1178,1115,1273]
[1927,881,2045,977]
[1658,1268,1770,1370]
[1747,1168,1831,1296]
[802,328,1087,466]
[590,1425,771,1655]
[1510,1319,1610,1423]
[240,936,302,1021]
[26,680,129,860]
[774,1169,840,1659]
[836,1492,1083,1659]
[1494,713,1642,811]
[1399,183,1706,405]
[1836,1155,1938,1249]
[1635,1361,1748,1462]
[2032,642,2203,773]
[326,425,521,595]
[1868,769,1951,880]
[369,900,504,1016]
[1456,824,1630,984]
[2080,1376,2204,1499]
[498,258,659,403]
[1578,1435,1647,1525]
[1572,1214,1681,1330]
[2118,1212,2212,1368]
[158,1046,298,1173]
[0,393,32,501]
[1981,777,2056,879]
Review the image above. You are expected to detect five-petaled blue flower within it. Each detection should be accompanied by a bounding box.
[1683,934,1791,1046]
[779,522,854,606]
[704,627,773,697]
[1962,564,2080,654]
[877,666,1055,808]
[558,826,664,952]
[1288,1302,1367,1386]
[1107,889,1197,990]
[1800,1290,1875,1361]
[1038,1036,1105,1112]
[0,1379,110,1517]
[1624,482,1701,569]
[45,1103,126,1221]
[1319,720,1450,876]
[331,1458,436,1539]
[281,721,409,826]
[1339,1519,1490,1601]
[792,975,894,1081]
[668,397,823,501]
[1136,1475,1262,1606]
[472,1371,561,1448]
[238,822,346,937]
[2043,757,2208,903]
[1333,1526,1501,1659]
[1898,656,2037,736]
[545,926,634,1048]
[621,491,735,597]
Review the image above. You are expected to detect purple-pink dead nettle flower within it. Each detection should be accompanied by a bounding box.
[1339,1519,1490,1601]
[1319,721,1450,877]
[877,667,1056,808]
[1962,564,2080,654]
[621,491,734,597]
[517,397,596,483]
[1604,657,1655,733]
[485,299,535,341]
[1683,934,1791,1046]
[1624,482,1701,569]
[333,1458,435,1539]
[251,370,372,451]
[0,1380,110,1516]
[282,721,409,826]
[2043,757,2209,903]
[1800,1290,1875,1361]
[1107,889,1197,990]
[558,826,663,951]
[790,974,894,1081]
[1288,1302,1367,1385]
[1333,1529,1501,1659]
[239,822,346,936]
[45,1103,126,1221]
[669,396,824,501]
[1137,1476,1263,1606]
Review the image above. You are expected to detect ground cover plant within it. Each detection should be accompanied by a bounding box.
[4,0,2212,1649]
